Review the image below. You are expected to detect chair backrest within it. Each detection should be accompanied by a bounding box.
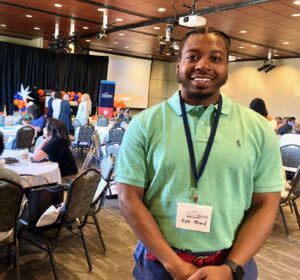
[14,126,35,149]
[0,177,24,233]
[105,144,120,162]
[280,145,300,168]
[289,165,300,197]
[108,127,125,145]
[97,117,109,127]
[0,115,4,126]
[64,169,100,223]
[77,124,94,146]
[33,135,44,152]
[20,183,64,226]
[81,149,94,172]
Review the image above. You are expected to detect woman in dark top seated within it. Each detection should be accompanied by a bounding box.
[33,118,78,178]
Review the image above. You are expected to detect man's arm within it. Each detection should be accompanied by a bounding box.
[188,191,281,280]
[117,183,198,280]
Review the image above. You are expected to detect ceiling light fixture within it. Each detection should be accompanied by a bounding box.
[238,46,245,49]
[97,8,105,12]
[26,15,32,18]
[107,48,112,51]
[229,55,237,61]
[124,46,130,49]
[115,18,123,22]
[251,45,258,48]
[292,13,300,17]
[282,41,290,45]
[153,26,161,30]
[54,3,62,8]
[118,33,125,36]
[113,42,119,44]
[34,27,40,30]
[239,30,247,33]
[86,39,91,42]
[0,24,6,27]
[83,26,89,30]
[158,8,166,12]
[293,0,300,4]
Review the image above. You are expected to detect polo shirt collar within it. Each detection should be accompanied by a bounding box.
[168,90,232,116]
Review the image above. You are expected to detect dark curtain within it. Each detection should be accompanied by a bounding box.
[0,42,108,114]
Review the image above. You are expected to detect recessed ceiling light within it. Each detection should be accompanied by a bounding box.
[0,24,6,27]
[25,14,32,18]
[34,27,40,30]
[157,8,166,12]
[97,8,105,12]
[251,45,258,48]
[166,53,170,56]
[118,33,125,36]
[282,41,290,45]
[107,48,112,51]
[85,39,91,42]
[239,30,247,33]
[54,3,62,8]
[115,18,123,22]
[237,57,242,59]
[293,1,300,5]
[83,26,89,30]
[113,42,119,44]
[274,54,279,57]
[124,46,130,49]
[238,46,245,49]
[153,26,161,30]
[292,13,300,17]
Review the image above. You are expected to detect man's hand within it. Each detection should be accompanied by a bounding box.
[168,261,199,280]
[187,265,233,280]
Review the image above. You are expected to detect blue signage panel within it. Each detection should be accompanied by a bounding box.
[98,80,116,108]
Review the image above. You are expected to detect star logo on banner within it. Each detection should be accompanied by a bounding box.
[20,84,34,103]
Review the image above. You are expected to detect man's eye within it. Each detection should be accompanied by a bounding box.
[187,55,197,61]
[211,56,222,62]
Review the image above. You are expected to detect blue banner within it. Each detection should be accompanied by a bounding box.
[98,80,116,108]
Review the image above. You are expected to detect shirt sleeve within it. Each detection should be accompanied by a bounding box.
[253,126,284,193]
[115,117,149,188]
[42,139,56,156]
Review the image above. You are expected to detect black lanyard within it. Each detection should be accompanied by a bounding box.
[179,92,222,189]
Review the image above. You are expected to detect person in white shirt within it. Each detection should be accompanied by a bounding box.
[52,91,62,120]
[279,122,300,147]
[75,93,91,125]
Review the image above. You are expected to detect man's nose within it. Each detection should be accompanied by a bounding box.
[195,57,211,70]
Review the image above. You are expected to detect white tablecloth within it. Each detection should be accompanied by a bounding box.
[1,150,62,188]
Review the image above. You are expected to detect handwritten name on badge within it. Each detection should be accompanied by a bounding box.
[176,202,212,233]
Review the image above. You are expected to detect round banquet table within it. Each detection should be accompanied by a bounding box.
[1,149,62,188]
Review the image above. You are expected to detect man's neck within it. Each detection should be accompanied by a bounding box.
[180,90,221,107]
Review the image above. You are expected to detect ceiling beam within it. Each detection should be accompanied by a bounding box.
[82,0,273,38]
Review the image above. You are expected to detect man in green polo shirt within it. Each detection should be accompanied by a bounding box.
[116,27,283,280]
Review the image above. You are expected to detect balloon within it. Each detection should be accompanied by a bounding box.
[13,100,20,106]
[37,89,44,96]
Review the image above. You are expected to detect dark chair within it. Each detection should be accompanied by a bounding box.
[19,169,101,280]
[280,165,300,235]
[0,177,24,280]
[88,156,114,252]
[105,143,120,162]
[13,126,35,150]
[72,124,94,157]
[97,117,109,127]
[281,144,300,168]
[107,127,125,145]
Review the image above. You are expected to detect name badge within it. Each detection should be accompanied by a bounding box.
[176,202,212,233]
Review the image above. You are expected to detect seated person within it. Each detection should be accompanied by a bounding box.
[277,117,296,135]
[279,122,300,147]
[33,119,78,179]
[23,104,45,137]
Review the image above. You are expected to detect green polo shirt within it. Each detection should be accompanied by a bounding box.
[116,91,283,252]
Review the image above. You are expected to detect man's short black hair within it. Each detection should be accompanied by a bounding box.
[179,27,231,59]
